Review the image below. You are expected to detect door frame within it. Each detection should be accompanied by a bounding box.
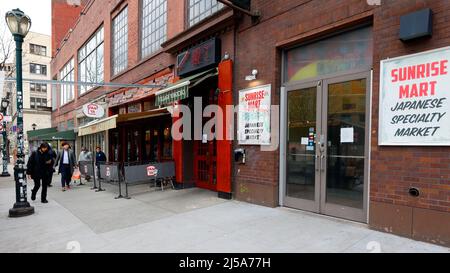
[279,69,372,223]
[319,71,371,223]
[282,80,322,213]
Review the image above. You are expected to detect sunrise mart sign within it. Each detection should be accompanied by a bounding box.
[379,46,450,146]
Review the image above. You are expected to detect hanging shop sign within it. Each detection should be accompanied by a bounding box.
[82,103,105,118]
[238,84,271,145]
[379,46,450,146]
[176,37,221,77]
[155,82,189,106]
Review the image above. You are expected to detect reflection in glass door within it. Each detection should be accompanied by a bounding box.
[321,76,369,221]
[285,84,320,213]
[284,73,370,222]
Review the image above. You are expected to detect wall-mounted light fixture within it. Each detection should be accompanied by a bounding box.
[245,69,258,81]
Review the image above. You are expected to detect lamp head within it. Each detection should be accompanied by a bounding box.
[5,9,31,37]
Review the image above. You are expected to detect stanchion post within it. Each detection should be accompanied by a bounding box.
[95,162,105,192]
[91,160,97,190]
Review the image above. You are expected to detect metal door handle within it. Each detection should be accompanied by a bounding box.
[315,155,320,172]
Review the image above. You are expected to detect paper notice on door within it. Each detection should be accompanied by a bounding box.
[301,137,309,145]
[340,127,354,143]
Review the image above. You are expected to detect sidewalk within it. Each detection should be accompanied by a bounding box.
[0,165,448,253]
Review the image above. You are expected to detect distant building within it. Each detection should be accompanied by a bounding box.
[10,31,52,153]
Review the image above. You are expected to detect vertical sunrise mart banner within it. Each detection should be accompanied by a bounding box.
[379,47,450,146]
[238,84,272,145]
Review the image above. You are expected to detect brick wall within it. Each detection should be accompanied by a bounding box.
[51,0,84,58]
[369,0,450,246]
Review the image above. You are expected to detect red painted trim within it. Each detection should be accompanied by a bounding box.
[216,59,233,194]
[172,100,183,184]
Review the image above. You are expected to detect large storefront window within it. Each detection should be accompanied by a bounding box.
[78,26,104,94]
[112,7,128,75]
[59,58,74,105]
[285,26,373,83]
[141,0,167,58]
[188,0,224,27]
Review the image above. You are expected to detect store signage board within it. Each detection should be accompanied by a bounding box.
[147,165,158,177]
[83,103,105,118]
[379,46,450,146]
[238,84,271,145]
[176,38,221,77]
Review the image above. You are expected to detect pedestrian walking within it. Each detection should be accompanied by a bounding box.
[78,146,92,183]
[26,142,54,204]
[54,142,76,191]
[78,146,92,163]
[95,146,106,178]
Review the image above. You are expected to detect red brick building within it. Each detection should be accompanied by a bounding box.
[51,0,450,247]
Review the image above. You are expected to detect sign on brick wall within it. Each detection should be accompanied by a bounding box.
[379,46,450,146]
[238,84,271,145]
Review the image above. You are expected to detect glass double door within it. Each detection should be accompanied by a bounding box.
[284,72,370,222]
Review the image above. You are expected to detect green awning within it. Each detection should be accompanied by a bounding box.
[155,68,218,106]
[28,130,76,141]
[27,127,57,139]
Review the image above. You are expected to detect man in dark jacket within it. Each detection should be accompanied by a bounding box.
[54,142,76,191]
[27,142,54,203]
[95,146,106,177]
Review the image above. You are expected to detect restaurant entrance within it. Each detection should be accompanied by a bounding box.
[192,88,218,191]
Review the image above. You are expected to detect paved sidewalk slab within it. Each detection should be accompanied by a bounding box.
[0,173,449,253]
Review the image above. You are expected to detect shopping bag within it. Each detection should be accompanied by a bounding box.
[72,168,81,180]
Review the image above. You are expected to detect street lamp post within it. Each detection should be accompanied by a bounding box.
[1,98,11,177]
[6,9,34,217]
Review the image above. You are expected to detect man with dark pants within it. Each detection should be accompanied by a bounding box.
[55,142,76,191]
[26,142,54,203]
[95,146,106,179]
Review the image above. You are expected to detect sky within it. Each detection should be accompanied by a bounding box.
[0,0,51,35]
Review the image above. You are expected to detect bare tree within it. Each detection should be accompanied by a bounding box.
[0,23,15,78]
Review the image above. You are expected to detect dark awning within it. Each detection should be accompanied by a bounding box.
[27,127,57,140]
[28,130,76,141]
[155,68,218,106]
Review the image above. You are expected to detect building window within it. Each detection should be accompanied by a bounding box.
[188,0,224,27]
[78,26,104,94]
[30,83,47,93]
[30,44,47,56]
[59,58,75,105]
[30,63,47,75]
[141,0,167,58]
[30,97,47,109]
[112,7,128,75]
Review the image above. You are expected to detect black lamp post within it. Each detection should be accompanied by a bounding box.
[1,98,10,177]
[6,8,34,217]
